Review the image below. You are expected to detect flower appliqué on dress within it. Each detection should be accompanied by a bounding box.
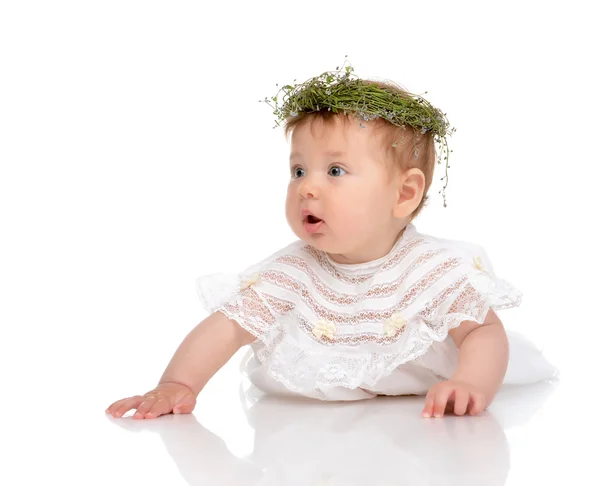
[312,319,336,340]
[241,273,260,290]
[473,256,490,275]
[384,312,407,337]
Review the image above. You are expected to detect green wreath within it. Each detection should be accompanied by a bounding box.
[260,56,456,208]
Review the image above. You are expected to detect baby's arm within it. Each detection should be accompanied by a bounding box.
[159,311,255,394]
[422,309,509,418]
[451,309,508,395]
[106,312,255,419]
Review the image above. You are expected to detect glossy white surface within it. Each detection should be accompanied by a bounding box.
[102,379,563,486]
[5,350,595,485]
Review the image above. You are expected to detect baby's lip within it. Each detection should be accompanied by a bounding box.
[301,210,325,225]
[301,209,322,220]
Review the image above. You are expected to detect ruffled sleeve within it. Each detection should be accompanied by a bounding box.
[420,241,523,337]
[195,242,299,345]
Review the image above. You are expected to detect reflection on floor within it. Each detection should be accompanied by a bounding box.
[106,379,559,485]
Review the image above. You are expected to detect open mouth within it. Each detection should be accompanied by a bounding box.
[304,213,325,234]
[306,215,322,224]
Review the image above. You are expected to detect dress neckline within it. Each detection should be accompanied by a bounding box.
[322,224,415,274]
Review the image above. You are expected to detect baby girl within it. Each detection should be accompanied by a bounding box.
[106,59,557,420]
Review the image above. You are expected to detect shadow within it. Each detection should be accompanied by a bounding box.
[106,378,558,485]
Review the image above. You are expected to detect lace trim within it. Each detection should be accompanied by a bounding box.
[277,248,448,306]
[215,274,521,394]
[303,237,428,284]
[198,225,523,395]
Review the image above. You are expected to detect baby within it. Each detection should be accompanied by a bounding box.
[106,61,557,420]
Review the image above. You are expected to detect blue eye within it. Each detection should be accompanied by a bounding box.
[291,167,305,179]
[329,166,347,177]
[290,166,347,179]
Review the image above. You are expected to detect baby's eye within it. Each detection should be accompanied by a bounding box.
[291,167,305,179]
[329,166,347,177]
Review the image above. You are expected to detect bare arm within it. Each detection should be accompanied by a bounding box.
[159,311,256,396]
[106,311,256,419]
[422,309,509,418]
[448,308,509,404]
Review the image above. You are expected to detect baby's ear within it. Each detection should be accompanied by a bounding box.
[393,168,425,218]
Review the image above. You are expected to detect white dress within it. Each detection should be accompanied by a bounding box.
[196,223,559,401]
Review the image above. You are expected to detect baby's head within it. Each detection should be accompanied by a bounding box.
[282,80,439,264]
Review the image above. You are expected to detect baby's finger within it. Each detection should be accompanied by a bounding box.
[432,388,453,418]
[173,394,196,414]
[453,390,470,416]
[132,395,158,419]
[112,396,144,418]
[422,389,436,418]
[106,398,127,415]
[468,393,486,416]
[143,397,171,419]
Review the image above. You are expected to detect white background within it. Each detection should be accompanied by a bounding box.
[1,1,598,484]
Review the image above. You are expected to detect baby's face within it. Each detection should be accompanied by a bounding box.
[286,115,403,262]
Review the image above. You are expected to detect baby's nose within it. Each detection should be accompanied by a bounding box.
[298,177,318,199]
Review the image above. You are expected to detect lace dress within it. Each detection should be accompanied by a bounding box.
[196,223,558,401]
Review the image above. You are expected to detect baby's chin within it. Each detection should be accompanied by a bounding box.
[298,233,343,255]
[291,225,329,249]
[290,221,356,255]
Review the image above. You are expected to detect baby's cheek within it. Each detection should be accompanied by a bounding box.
[284,202,301,232]
[334,202,370,232]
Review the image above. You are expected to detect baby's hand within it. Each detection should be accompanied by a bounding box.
[105,382,197,419]
[422,379,487,418]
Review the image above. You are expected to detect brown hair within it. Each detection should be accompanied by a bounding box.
[282,79,437,223]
